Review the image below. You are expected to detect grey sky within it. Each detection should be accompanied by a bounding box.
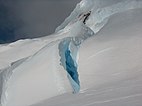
[0,0,81,43]
[14,0,81,39]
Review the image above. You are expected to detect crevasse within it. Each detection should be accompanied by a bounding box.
[57,0,142,93]
[1,0,142,105]
[59,38,80,93]
[58,22,94,93]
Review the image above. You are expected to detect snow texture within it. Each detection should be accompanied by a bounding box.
[0,0,142,106]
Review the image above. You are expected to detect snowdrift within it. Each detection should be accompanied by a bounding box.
[0,0,142,106]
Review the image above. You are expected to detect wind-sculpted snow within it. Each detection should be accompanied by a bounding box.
[1,0,142,106]
[1,41,74,106]
[30,8,142,106]
[0,58,28,106]
[0,18,94,106]
[56,0,142,34]
[55,0,142,94]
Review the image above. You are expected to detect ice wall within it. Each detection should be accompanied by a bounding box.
[58,21,94,93]
[56,0,142,34]
[59,38,80,93]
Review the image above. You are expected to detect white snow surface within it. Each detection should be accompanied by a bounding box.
[1,0,142,106]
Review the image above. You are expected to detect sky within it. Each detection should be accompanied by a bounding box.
[0,0,81,44]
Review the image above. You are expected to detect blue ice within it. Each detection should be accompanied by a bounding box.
[59,38,80,93]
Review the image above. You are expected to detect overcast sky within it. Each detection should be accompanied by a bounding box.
[0,0,81,43]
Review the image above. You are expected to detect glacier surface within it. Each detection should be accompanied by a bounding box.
[0,0,142,106]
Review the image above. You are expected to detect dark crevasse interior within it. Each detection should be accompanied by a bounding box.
[65,49,79,85]
[59,38,80,93]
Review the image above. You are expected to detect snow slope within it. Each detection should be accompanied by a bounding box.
[31,8,142,106]
[0,0,142,106]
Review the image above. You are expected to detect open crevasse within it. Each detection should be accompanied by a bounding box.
[0,0,142,106]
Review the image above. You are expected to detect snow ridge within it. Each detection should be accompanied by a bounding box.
[1,58,28,106]
[1,0,142,106]
[56,0,142,34]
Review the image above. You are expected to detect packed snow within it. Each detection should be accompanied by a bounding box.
[0,0,142,106]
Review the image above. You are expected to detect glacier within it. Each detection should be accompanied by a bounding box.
[0,0,142,106]
[59,38,80,93]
